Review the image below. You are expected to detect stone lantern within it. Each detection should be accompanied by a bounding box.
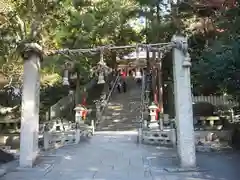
[96,49,109,84]
[74,105,86,124]
[97,71,105,84]
[62,62,72,86]
[73,105,87,144]
[148,102,159,129]
[149,102,158,121]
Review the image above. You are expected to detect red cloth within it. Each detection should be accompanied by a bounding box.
[156,108,160,120]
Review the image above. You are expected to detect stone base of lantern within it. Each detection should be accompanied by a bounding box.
[142,128,176,147]
[79,123,94,138]
[148,120,159,129]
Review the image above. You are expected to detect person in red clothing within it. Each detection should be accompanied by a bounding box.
[121,70,126,79]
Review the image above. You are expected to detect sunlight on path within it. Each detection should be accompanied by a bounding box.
[97,78,142,131]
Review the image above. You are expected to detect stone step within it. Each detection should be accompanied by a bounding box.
[98,82,142,131]
[102,112,141,116]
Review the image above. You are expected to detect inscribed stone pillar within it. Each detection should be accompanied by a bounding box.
[172,35,196,168]
[157,52,163,113]
[19,43,42,168]
[151,52,157,103]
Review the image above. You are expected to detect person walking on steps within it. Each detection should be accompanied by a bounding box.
[108,80,112,91]
[117,80,121,93]
[135,69,142,86]
[108,71,114,91]
[121,70,127,93]
[116,69,121,93]
[122,80,127,93]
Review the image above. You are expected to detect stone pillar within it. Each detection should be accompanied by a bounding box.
[91,120,95,134]
[96,101,101,121]
[43,131,50,150]
[75,129,81,144]
[157,52,163,113]
[156,52,163,130]
[172,35,196,168]
[20,43,42,168]
[152,52,157,103]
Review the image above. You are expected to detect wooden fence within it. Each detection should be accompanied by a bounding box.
[193,95,238,106]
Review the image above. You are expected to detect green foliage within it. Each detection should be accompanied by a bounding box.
[189,3,240,98]
[0,0,145,121]
[135,0,240,101]
[0,0,143,83]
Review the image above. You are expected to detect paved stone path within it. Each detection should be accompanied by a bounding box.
[1,78,240,180]
[2,132,240,180]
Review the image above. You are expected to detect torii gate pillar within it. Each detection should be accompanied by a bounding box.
[172,35,196,168]
[19,43,42,168]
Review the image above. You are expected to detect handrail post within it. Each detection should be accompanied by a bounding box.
[95,100,101,124]
[75,123,81,144]
[43,124,50,151]
[91,120,95,134]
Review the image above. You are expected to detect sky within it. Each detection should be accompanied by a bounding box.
[129,0,171,30]
[125,1,172,59]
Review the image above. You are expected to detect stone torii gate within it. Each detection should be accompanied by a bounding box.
[172,35,196,168]
[18,35,196,168]
[19,43,42,168]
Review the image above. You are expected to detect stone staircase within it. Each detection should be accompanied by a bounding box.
[97,77,142,131]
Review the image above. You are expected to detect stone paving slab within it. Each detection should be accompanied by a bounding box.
[3,132,239,180]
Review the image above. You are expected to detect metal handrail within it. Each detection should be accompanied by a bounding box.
[140,71,145,121]
[99,74,120,117]
[135,71,146,143]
